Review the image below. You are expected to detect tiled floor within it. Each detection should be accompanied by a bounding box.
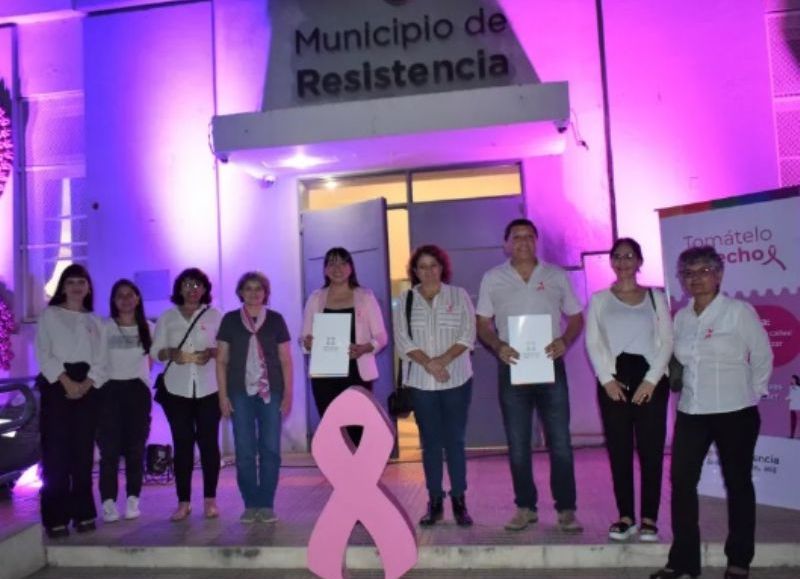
[3,447,798,549]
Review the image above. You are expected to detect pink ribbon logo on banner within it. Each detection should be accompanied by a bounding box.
[308,386,417,579]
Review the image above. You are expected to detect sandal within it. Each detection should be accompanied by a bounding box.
[608,520,637,541]
[203,498,219,519]
[170,503,192,522]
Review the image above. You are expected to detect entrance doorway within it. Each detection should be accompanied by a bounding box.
[301,163,524,458]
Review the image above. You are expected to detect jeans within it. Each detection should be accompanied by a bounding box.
[230,389,283,509]
[410,379,472,499]
[668,407,760,575]
[498,359,576,512]
[97,379,152,501]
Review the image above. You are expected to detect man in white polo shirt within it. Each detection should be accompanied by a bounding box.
[476,218,584,533]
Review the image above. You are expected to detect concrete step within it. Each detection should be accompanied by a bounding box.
[43,542,800,570]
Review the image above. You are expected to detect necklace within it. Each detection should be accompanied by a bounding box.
[115,320,139,347]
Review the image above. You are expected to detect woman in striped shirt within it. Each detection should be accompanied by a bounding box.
[393,244,476,528]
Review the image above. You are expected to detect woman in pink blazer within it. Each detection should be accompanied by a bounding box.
[302,247,388,445]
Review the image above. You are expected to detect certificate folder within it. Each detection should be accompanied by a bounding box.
[508,314,555,385]
[309,313,351,378]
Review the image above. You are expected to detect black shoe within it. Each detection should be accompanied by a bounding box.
[419,497,444,527]
[45,525,69,539]
[451,495,473,527]
[75,519,96,533]
[649,569,699,579]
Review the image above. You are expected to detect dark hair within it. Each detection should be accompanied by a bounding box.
[408,244,452,285]
[504,218,539,241]
[610,237,644,262]
[110,279,152,355]
[323,247,360,288]
[48,264,94,312]
[235,271,270,304]
[677,245,724,274]
[170,268,212,305]
[792,374,800,385]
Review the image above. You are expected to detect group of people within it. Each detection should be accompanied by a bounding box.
[34,217,773,579]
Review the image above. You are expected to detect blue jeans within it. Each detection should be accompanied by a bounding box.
[499,359,576,512]
[229,390,282,509]
[410,379,472,499]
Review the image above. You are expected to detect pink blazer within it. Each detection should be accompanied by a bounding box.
[301,287,388,381]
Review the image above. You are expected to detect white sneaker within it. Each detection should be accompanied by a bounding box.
[125,496,141,520]
[102,499,120,523]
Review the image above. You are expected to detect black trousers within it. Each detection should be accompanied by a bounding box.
[598,375,668,522]
[162,390,221,502]
[312,367,372,446]
[38,376,99,528]
[668,406,761,575]
[97,379,152,501]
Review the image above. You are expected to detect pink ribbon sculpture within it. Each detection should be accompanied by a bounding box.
[308,386,417,579]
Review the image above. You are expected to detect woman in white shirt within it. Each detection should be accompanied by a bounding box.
[151,268,222,522]
[35,264,106,538]
[97,279,153,523]
[651,246,773,579]
[393,245,476,527]
[586,238,672,543]
[789,374,800,438]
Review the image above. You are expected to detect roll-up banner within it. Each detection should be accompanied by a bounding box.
[658,187,800,510]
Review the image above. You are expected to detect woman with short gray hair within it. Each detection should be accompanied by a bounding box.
[651,246,773,579]
[216,271,293,524]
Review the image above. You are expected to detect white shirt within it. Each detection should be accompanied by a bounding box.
[393,284,475,391]
[150,306,222,398]
[103,319,153,384]
[788,385,800,411]
[476,260,582,342]
[585,288,673,386]
[35,306,106,387]
[674,293,773,415]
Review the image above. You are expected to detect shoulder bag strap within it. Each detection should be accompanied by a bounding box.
[163,306,210,375]
[647,288,656,311]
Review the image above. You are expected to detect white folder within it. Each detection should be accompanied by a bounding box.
[508,314,555,385]
[309,313,352,378]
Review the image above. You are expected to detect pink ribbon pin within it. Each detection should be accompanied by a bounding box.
[308,386,417,579]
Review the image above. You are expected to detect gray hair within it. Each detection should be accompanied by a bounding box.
[677,245,724,273]
[235,271,271,304]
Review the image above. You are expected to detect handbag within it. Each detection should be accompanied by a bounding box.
[668,355,684,393]
[154,307,209,405]
[63,361,90,382]
[646,289,682,392]
[388,290,414,419]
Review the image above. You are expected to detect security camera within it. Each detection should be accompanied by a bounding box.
[261,175,276,188]
[555,120,569,134]
[216,153,230,164]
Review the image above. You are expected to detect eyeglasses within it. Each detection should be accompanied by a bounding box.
[611,252,637,261]
[679,266,717,280]
[181,280,203,290]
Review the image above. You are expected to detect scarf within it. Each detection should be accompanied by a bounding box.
[240,306,270,403]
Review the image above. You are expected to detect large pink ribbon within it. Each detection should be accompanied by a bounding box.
[308,386,417,579]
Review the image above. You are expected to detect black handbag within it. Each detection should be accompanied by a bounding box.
[668,355,684,393]
[154,307,209,405]
[388,290,414,419]
[63,361,90,382]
